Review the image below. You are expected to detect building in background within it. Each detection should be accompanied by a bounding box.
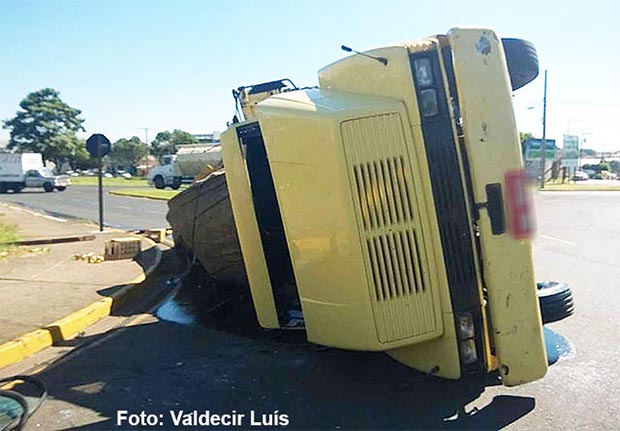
[192,132,220,145]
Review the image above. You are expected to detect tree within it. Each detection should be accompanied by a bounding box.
[150,129,197,158]
[519,132,533,154]
[72,140,98,170]
[2,88,84,168]
[111,137,148,174]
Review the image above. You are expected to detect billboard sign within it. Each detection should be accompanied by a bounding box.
[524,138,557,161]
[563,135,579,160]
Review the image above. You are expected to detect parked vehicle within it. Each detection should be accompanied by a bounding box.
[0,153,69,193]
[572,171,589,181]
[148,144,222,189]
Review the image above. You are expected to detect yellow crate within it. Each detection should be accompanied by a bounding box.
[104,237,142,260]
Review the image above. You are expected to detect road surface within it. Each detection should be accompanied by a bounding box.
[0,186,169,230]
[5,190,620,430]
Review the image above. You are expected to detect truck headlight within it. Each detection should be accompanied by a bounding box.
[419,89,438,117]
[455,313,478,365]
[456,313,475,339]
[459,339,478,365]
[413,58,434,86]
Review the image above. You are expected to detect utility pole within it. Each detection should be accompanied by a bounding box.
[141,127,150,176]
[540,70,548,189]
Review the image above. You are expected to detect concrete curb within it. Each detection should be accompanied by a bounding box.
[1,234,96,246]
[0,238,163,370]
[108,190,176,201]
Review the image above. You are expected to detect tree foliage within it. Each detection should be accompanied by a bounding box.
[150,129,197,158]
[111,137,148,173]
[519,132,533,154]
[2,88,84,167]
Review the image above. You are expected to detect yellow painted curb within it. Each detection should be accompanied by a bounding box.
[0,238,162,370]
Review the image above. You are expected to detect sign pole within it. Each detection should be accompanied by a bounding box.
[540,70,548,189]
[98,156,104,232]
[87,134,111,232]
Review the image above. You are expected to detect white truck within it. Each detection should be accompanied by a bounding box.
[148,144,222,189]
[0,153,70,193]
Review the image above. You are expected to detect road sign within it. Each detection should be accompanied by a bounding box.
[86,134,110,231]
[563,135,579,160]
[86,134,111,158]
[524,138,557,161]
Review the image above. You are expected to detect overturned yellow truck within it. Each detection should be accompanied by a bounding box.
[219,28,545,386]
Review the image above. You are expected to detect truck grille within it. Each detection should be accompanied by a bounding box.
[342,114,438,343]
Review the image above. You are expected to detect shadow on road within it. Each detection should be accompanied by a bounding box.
[28,251,536,430]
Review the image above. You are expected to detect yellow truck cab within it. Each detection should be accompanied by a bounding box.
[220,28,547,386]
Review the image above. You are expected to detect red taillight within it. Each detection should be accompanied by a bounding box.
[505,169,535,240]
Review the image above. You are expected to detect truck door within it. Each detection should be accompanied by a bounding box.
[25,170,42,188]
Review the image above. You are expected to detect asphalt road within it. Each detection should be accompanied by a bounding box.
[8,191,620,430]
[0,186,169,230]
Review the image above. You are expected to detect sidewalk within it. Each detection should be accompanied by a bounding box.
[0,203,160,362]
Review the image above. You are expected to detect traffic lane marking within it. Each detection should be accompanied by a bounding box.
[538,234,576,246]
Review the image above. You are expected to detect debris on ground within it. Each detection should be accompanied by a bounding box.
[73,252,105,264]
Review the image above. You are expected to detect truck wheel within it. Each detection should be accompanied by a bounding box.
[43,182,54,193]
[56,186,66,191]
[537,281,574,324]
[154,176,166,190]
[502,38,539,91]
[171,178,182,190]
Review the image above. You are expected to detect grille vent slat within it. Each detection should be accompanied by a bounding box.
[341,113,438,343]
[356,156,414,228]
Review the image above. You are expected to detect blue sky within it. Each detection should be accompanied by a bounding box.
[1,0,619,151]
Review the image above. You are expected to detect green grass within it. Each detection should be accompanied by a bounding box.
[0,222,19,252]
[108,188,180,200]
[70,176,149,187]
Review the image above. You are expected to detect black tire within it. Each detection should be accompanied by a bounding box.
[537,281,574,324]
[56,186,66,191]
[43,182,54,193]
[502,38,539,91]
[154,175,166,190]
[171,178,182,190]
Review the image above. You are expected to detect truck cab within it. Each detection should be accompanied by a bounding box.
[220,28,546,386]
[148,155,180,190]
[24,168,69,191]
[0,153,69,193]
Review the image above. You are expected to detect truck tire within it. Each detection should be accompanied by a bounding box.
[154,175,166,190]
[43,182,54,193]
[502,38,539,91]
[537,281,574,324]
[171,178,182,190]
[56,186,66,191]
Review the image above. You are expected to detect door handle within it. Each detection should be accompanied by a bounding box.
[485,183,506,235]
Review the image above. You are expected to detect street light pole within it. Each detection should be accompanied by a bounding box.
[540,70,548,189]
[141,127,150,176]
